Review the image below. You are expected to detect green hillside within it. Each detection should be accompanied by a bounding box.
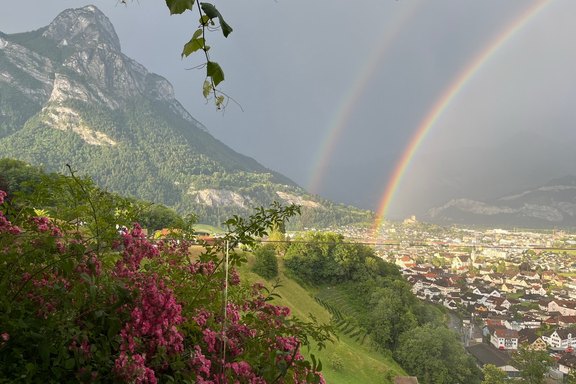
[240,256,406,384]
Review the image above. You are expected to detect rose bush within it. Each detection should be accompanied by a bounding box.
[0,179,331,383]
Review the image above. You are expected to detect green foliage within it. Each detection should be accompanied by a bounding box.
[165,0,195,15]
[153,0,232,108]
[252,243,279,279]
[285,232,481,382]
[481,364,508,384]
[136,204,186,231]
[200,3,233,37]
[0,173,333,382]
[330,354,344,372]
[565,371,576,384]
[367,284,418,350]
[394,324,481,384]
[511,347,553,384]
[285,232,381,284]
[1,92,372,228]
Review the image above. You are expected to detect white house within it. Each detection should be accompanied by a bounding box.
[490,328,519,350]
[541,328,576,350]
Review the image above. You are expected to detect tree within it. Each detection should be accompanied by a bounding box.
[394,324,481,384]
[252,243,279,279]
[368,287,417,350]
[268,222,289,256]
[482,364,508,384]
[137,203,185,231]
[511,347,553,384]
[565,371,576,384]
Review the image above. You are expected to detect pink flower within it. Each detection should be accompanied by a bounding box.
[190,345,212,377]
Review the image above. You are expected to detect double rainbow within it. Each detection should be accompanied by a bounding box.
[372,0,552,236]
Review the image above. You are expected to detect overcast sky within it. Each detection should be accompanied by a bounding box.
[1,0,575,219]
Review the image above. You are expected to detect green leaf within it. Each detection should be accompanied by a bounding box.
[199,14,211,26]
[216,95,225,109]
[203,80,212,98]
[165,0,195,15]
[200,2,233,37]
[200,2,219,18]
[107,318,122,339]
[182,36,205,57]
[64,358,76,370]
[206,61,225,86]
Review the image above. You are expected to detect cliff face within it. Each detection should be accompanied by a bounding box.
[427,177,576,228]
[0,6,372,228]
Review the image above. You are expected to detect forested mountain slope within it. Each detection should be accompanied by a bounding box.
[0,5,371,228]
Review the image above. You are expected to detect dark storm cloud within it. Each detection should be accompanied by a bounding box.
[2,1,574,219]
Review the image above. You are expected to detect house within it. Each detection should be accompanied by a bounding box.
[452,255,471,270]
[473,287,501,298]
[518,328,547,351]
[560,316,576,328]
[460,292,484,307]
[528,284,547,296]
[518,315,541,330]
[541,328,576,350]
[548,299,576,316]
[443,298,460,310]
[396,255,416,269]
[545,315,576,328]
[490,328,519,350]
[500,283,519,294]
[558,354,576,377]
[466,343,520,378]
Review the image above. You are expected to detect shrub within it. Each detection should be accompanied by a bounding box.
[0,183,332,383]
[252,243,279,280]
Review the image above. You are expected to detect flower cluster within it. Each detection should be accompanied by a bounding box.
[0,189,328,383]
[0,190,21,235]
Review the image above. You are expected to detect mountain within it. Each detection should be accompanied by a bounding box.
[0,5,372,227]
[390,131,576,220]
[427,176,576,228]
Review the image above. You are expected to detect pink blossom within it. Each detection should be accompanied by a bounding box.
[114,352,157,384]
[190,345,212,377]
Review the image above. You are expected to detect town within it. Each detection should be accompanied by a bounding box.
[328,218,576,381]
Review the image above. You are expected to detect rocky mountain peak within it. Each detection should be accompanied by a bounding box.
[42,5,121,51]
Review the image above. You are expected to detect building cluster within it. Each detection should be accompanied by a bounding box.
[372,223,576,380]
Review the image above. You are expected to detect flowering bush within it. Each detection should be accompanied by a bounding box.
[0,178,331,383]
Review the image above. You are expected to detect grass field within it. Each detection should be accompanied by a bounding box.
[239,254,405,384]
[194,224,225,234]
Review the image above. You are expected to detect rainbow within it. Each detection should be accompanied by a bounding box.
[371,0,553,236]
[307,2,421,194]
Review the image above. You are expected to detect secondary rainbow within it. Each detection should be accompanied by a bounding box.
[307,2,421,194]
[372,0,553,235]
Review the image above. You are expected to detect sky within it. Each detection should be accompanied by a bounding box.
[1,0,576,220]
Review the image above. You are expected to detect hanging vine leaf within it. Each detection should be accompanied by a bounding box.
[165,0,195,15]
[200,2,233,37]
[182,30,205,57]
[203,80,212,98]
[207,61,225,86]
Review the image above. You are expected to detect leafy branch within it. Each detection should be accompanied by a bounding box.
[120,1,233,109]
[172,0,232,109]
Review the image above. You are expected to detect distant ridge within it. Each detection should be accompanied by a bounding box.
[427,176,576,228]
